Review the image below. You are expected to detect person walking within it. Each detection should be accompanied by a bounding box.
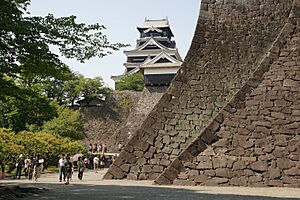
[28,157,34,180]
[77,157,85,180]
[99,155,105,170]
[58,154,66,182]
[24,157,30,178]
[65,156,73,185]
[15,154,25,179]
[33,155,43,181]
[93,155,99,174]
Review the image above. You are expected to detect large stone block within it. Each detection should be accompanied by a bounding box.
[173,179,196,186]
[109,165,126,179]
[250,161,269,172]
[277,158,295,169]
[216,168,232,178]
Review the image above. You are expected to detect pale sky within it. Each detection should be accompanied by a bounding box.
[28,0,200,88]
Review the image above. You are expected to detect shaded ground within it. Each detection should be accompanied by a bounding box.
[1,170,300,200]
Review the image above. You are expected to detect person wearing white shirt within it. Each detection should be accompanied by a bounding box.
[58,154,66,182]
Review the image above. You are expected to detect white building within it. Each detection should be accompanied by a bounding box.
[112,18,182,86]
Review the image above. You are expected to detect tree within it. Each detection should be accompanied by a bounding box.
[0,92,57,132]
[0,0,126,132]
[0,128,87,168]
[0,0,128,99]
[43,73,112,106]
[41,104,84,140]
[115,73,144,91]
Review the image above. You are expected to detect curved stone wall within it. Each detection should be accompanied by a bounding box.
[160,1,300,186]
[104,0,295,183]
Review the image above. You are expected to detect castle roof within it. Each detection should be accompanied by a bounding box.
[140,18,169,28]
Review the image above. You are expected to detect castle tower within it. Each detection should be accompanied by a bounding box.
[112,18,182,86]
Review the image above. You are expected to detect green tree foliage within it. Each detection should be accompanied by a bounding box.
[0,128,86,166]
[0,93,56,132]
[0,0,127,99]
[0,0,121,132]
[41,104,84,140]
[43,73,112,106]
[115,73,144,91]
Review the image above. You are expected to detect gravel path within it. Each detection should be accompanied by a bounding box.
[1,169,300,200]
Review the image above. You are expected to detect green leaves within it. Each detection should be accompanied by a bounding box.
[0,92,56,132]
[0,128,86,165]
[115,73,144,91]
[41,104,85,140]
[0,0,128,99]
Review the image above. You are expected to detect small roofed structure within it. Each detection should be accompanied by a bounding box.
[111,18,182,87]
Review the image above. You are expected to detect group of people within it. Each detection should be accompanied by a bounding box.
[92,155,106,173]
[14,154,44,181]
[58,154,85,185]
[88,143,108,154]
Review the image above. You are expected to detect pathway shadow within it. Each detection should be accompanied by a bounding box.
[1,182,299,200]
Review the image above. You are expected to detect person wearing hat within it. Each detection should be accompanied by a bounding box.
[15,154,25,179]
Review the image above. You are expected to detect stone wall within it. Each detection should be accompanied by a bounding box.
[81,91,141,150]
[155,1,300,187]
[82,88,166,151]
[116,87,168,145]
[104,0,294,181]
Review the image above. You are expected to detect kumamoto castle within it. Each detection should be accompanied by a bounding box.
[103,0,300,187]
[112,18,183,87]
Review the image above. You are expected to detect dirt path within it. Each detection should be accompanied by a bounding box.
[1,169,300,200]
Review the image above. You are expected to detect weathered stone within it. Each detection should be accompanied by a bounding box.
[216,168,232,178]
[267,168,281,179]
[148,173,160,180]
[267,180,284,187]
[120,151,137,164]
[229,176,248,186]
[154,175,172,185]
[212,157,227,169]
[127,173,138,180]
[204,170,216,177]
[136,158,147,166]
[282,176,300,184]
[248,174,263,183]
[194,175,209,183]
[130,165,140,173]
[163,167,179,182]
[163,135,171,144]
[228,147,245,156]
[272,147,289,158]
[144,151,154,159]
[134,151,144,158]
[153,165,164,173]
[187,170,199,176]
[283,79,299,87]
[232,160,246,170]
[213,139,230,147]
[207,177,229,185]
[201,147,216,156]
[139,173,147,180]
[109,165,126,179]
[196,161,213,170]
[277,158,295,169]
[141,165,153,173]
[160,159,171,167]
[274,135,288,147]
[178,173,189,180]
[102,0,300,188]
[120,164,131,173]
[173,179,196,186]
[149,159,160,165]
[250,161,268,172]
[284,167,300,176]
